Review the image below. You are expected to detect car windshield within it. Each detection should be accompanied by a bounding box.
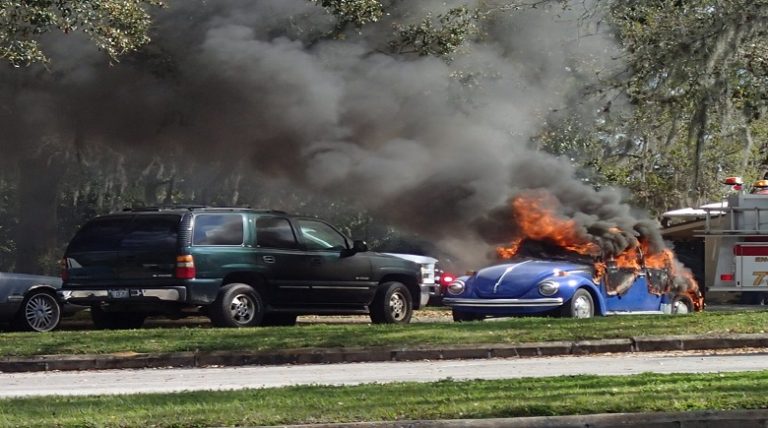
[513,239,596,267]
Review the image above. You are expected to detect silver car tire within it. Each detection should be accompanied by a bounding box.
[563,289,594,319]
[672,296,692,315]
[17,290,61,332]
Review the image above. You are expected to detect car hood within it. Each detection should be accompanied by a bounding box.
[471,259,591,298]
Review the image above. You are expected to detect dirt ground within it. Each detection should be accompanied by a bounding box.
[56,307,454,330]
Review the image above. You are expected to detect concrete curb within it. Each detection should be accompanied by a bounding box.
[280,409,768,427]
[3,332,768,373]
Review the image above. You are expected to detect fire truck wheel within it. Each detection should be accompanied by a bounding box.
[671,296,693,315]
[562,289,594,319]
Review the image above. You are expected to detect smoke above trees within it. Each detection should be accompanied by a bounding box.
[0,0,666,269]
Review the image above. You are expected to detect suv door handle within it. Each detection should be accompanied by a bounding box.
[263,255,276,264]
[310,257,322,266]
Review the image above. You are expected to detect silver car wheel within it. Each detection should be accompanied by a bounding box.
[573,294,593,319]
[672,299,690,315]
[24,293,60,332]
[229,293,256,325]
[389,290,407,321]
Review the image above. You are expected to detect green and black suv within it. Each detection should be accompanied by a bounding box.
[60,207,427,329]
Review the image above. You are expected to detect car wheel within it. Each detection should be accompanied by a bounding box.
[91,306,146,329]
[261,313,298,327]
[562,289,594,319]
[13,290,61,332]
[671,296,692,315]
[370,281,413,324]
[452,309,484,322]
[209,283,265,327]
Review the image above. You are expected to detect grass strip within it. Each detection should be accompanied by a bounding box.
[1,311,768,357]
[1,370,768,427]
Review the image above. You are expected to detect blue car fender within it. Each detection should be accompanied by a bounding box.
[556,279,606,316]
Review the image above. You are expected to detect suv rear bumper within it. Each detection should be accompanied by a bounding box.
[59,287,187,304]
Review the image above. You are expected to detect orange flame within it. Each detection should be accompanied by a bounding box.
[496,193,600,259]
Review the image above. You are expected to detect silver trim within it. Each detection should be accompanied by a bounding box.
[418,284,430,308]
[6,295,23,303]
[493,261,531,293]
[60,288,186,302]
[312,286,372,290]
[606,310,664,315]
[443,297,563,308]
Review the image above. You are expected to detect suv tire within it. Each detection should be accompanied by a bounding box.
[370,281,413,324]
[209,283,265,327]
[91,306,146,329]
[13,290,61,332]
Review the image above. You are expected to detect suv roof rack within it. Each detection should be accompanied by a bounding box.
[121,206,288,214]
[122,205,208,212]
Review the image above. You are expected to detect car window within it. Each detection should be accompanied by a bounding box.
[297,219,348,251]
[255,216,298,249]
[120,215,181,251]
[68,216,132,252]
[193,214,244,246]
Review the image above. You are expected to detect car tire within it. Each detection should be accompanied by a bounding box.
[209,283,265,327]
[452,309,484,322]
[562,288,594,319]
[91,306,146,329]
[13,290,61,332]
[261,313,298,327]
[370,281,413,324]
[671,295,693,314]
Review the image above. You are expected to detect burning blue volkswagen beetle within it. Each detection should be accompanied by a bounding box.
[442,257,701,321]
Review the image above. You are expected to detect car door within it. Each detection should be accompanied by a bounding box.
[294,218,374,304]
[602,267,663,313]
[252,215,312,305]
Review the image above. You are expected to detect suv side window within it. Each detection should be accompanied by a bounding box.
[297,219,348,251]
[193,214,244,246]
[255,216,298,249]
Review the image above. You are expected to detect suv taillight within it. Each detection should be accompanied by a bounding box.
[175,255,196,279]
[59,258,68,281]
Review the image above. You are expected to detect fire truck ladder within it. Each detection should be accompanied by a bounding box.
[699,207,768,236]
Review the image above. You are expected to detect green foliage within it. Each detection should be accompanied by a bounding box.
[608,0,768,194]
[389,6,480,58]
[312,0,383,28]
[0,0,163,66]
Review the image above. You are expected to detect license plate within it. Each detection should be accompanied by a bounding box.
[108,289,129,299]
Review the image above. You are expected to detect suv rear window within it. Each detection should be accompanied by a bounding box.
[193,214,244,246]
[68,215,181,252]
[68,216,132,252]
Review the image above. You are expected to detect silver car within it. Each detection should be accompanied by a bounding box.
[0,272,65,332]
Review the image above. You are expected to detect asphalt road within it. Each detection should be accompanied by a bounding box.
[4,349,768,398]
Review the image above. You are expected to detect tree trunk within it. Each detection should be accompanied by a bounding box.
[14,155,65,275]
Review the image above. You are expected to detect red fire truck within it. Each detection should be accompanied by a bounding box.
[663,178,768,303]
